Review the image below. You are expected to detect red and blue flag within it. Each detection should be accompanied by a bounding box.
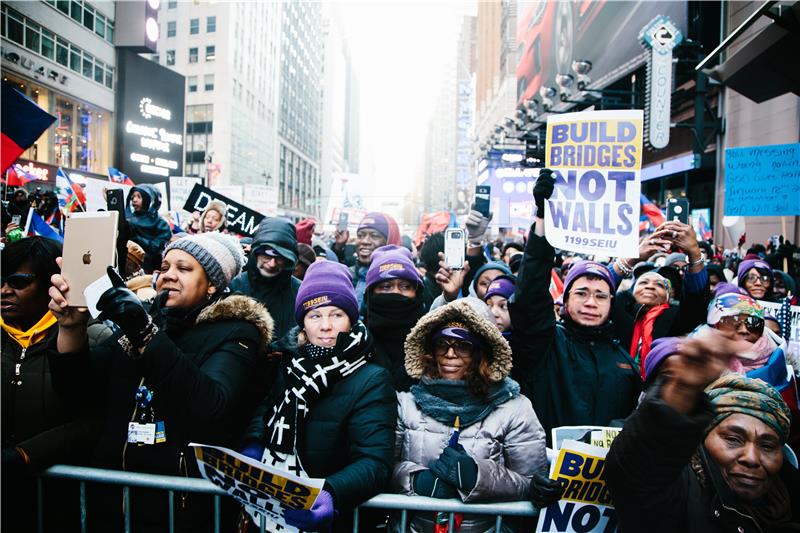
[23,209,63,243]
[56,167,86,212]
[4,164,38,187]
[1,82,56,172]
[640,194,665,228]
[108,166,134,186]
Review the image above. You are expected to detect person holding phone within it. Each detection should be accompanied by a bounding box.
[48,232,273,531]
[509,169,641,445]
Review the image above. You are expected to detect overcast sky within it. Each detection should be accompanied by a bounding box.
[333,1,476,221]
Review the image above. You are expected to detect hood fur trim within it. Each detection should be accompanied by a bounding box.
[196,294,274,347]
[404,299,512,381]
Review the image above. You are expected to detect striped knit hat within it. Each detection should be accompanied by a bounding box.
[164,233,244,290]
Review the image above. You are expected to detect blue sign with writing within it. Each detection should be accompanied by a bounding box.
[724,143,800,216]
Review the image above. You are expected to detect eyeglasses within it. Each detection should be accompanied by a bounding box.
[744,274,771,285]
[433,337,475,358]
[719,315,765,334]
[569,288,612,304]
[1,273,36,290]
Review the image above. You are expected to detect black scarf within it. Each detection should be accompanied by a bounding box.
[560,312,617,343]
[411,377,520,428]
[363,292,424,391]
[265,321,373,454]
[150,291,221,337]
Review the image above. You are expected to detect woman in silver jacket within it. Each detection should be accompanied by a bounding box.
[392,297,547,533]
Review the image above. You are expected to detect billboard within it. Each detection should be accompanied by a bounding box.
[515,1,687,105]
[115,50,185,185]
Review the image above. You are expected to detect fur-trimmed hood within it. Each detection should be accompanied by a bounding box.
[404,297,512,382]
[196,294,274,348]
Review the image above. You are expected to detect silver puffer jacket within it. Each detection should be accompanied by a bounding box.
[392,392,547,532]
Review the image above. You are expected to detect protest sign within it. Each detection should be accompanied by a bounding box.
[191,444,324,532]
[213,185,243,204]
[83,177,132,212]
[536,440,617,533]
[758,300,800,342]
[724,143,800,217]
[183,183,264,236]
[545,110,643,258]
[169,177,202,214]
[244,184,278,217]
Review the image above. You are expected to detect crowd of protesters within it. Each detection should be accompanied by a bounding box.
[2,169,799,533]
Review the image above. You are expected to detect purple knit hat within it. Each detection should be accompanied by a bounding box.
[431,321,484,347]
[358,212,391,242]
[483,275,516,302]
[644,336,681,381]
[365,245,422,290]
[737,259,773,286]
[294,260,359,325]
[563,260,616,295]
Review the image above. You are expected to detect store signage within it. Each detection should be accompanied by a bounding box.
[640,15,683,150]
[115,50,184,184]
[1,45,69,85]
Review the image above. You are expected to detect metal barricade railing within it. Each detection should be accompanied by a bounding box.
[41,465,538,533]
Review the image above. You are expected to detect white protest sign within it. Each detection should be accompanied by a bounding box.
[545,110,643,258]
[213,185,243,204]
[244,184,278,217]
[536,440,617,533]
[169,177,202,214]
[191,443,324,532]
[758,300,800,342]
[82,177,132,212]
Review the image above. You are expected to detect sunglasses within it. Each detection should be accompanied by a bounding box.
[744,274,771,285]
[719,315,765,333]
[1,273,37,290]
[433,337,476,358]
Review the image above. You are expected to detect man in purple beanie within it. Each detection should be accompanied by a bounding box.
[362,245,425,391]
[345,212,401,308]
[509,169,641,443]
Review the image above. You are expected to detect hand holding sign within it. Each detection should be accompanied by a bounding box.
[529,471,565,509]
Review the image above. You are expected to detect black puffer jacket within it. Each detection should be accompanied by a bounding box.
[607,382,800,533]
[81,294,274,532]
[229,217,300,339]
[125,184,172,269]
[508,229,641,440]
[243,325,396,529]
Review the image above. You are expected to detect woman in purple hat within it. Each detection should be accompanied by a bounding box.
[737,258,777,302]
[239,260,395,532]
[482,274,516,337]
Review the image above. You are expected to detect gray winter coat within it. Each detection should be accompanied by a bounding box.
[392,298,547,532]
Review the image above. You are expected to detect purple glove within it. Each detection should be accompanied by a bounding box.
[239,440,264,462]
[283,489,336,531]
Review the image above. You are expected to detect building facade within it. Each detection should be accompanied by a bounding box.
[277,1,324,220]
[155,1,281,189]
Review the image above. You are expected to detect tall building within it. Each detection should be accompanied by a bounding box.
[277,1,324,219]
[1,0,118,180]
[320,6,360,224]
[154,1,281,187]
[473,1,517,160]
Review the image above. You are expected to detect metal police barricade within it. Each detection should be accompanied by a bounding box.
[40,465,539,533]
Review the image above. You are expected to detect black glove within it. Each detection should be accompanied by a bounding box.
[533,168,555,218]
[97,266,156,349]
[412,469,459,499]
[528,472,564,509]
[429,444,478,493]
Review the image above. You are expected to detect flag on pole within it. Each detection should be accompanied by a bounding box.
[1,82,56,172]
[108,166,134,185]
[56,167,86,212]
[4,164,38,187]
[22,209,63,243]
[640,194,665,228]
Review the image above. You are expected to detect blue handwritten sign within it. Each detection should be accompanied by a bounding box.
[724,143,800,216]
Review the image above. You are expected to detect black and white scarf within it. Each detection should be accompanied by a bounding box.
[266,321,373,455]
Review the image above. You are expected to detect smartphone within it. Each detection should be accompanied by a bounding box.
[474,186,491,218]
[444,228,465,270]
[106,188,125,215]
[666,198,689,224]
[61,211,119,307]
[11,215,21,226]
[337,211,349,232]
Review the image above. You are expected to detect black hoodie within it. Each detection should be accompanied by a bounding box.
[229,217,301,339]
[125,184,172,269]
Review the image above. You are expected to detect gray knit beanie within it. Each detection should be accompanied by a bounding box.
[164,233,244,290]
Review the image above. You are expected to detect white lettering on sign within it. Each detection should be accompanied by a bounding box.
[154,157,179,170]
[141,164,169,177]
[139,97,172,121]
[130,152,150,164]
[140,137,170,152]
[127,121,159,138]
[159,128,183,146]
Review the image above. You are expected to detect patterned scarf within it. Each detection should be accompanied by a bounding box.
[630,303,670,379]
[266,321,373,454]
